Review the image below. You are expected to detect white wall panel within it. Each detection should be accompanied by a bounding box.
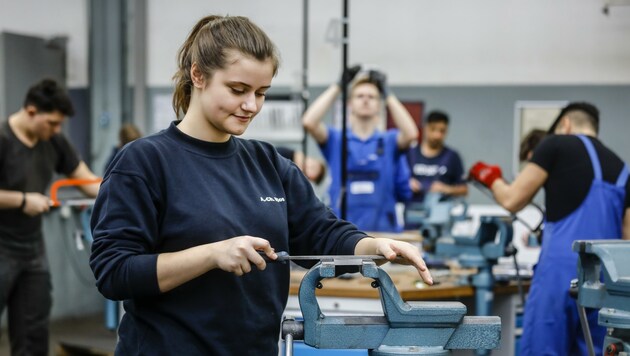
[147,0,630,86]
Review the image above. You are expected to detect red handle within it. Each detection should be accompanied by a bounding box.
[49,178,102,207]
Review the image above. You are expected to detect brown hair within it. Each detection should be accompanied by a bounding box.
[172,15,280,117]
[350,77,379,97]
[519,129,546,161]
[119,123,142,147]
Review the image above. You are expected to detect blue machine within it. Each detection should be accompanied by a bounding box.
[405,193,468,254]
[573,240,630,356]
[406,193,516,356]
[435,216,514,318]
[282,258,501,356]
[406,195,516,309]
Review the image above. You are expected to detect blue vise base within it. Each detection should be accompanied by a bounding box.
[296,260,501,351]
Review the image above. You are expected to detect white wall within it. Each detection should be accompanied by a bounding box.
[148,0,630,87]
[0,0,88,88]
[1,0,627,88]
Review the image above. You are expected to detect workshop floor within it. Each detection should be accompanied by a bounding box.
[0,313,117,356]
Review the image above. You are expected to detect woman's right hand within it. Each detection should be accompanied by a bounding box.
[211,236,277,276]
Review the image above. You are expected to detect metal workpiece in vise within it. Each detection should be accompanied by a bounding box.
[573,240,630,356]
[282,259,501,356]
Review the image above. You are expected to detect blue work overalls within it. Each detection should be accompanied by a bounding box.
[345,135,395,231]
[323,128,405,232]
[520,135,629,356]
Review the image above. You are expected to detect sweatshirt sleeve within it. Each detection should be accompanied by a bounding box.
[279,153,368,257]
[89,168,162,301]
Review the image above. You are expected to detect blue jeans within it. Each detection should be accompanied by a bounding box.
[0,249,52,356]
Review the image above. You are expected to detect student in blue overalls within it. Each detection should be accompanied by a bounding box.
[302,66,416,232]
[468,102,630,356]
[404,111,468,229]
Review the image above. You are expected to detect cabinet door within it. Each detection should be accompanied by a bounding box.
[0,31,65,118]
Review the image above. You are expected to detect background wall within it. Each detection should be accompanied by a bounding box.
[147,0,630,87]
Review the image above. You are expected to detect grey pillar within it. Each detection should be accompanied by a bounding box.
[89,0,125,175]
[130,0,148,133]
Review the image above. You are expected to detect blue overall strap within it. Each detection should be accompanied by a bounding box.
[616,164,629,188]
[577,135,602,181]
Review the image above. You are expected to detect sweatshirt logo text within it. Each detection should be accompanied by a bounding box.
[260,196,285,203]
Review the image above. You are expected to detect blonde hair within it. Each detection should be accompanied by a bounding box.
[172,15,280,117]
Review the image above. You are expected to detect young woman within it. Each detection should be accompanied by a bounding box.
[90,15,432,355]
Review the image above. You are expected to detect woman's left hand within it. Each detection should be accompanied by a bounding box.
[356,237,433,285]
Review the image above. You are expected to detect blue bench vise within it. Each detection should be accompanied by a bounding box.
[435,216,514,315]
[573,240,630,356]
[282,259,501,356]
[405,193,469,253]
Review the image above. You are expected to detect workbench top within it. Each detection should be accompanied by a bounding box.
[289,267,529,301]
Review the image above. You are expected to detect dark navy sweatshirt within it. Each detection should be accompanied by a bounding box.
[89,122,366,355]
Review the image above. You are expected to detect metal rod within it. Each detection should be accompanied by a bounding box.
[577,304,596,356]
[512,254,526,308]
[285,332,294,356]
[258,251,394,263]
[132,0,148,132]
[301,0,309,160]
[340,0,349,219]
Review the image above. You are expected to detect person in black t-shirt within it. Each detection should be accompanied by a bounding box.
[0,79,100,356]
[403,111,468,229]
[406,111,467,204]
[469,102,629,356]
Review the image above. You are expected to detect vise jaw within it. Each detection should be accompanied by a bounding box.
[574,240,630,355]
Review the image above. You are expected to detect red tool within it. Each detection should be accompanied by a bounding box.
[49,178,102,207]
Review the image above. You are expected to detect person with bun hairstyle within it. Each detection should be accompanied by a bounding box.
[89,15,432,355]
[104,123,143,171]
[0,79,100,356]
[469,102,630,355]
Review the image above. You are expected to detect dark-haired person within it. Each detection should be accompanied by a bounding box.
[0,79,100,355]
[468,102,630,356]
[89,15,432,355]
[519,128,547,162]
[302,67,417,232]
[404,111,467,228]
